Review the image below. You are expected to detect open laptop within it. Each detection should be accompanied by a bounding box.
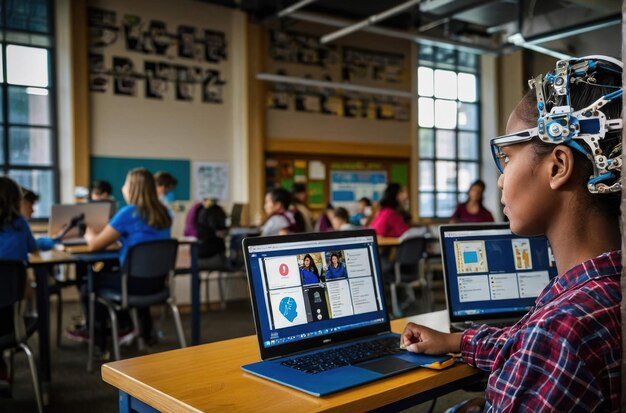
[439,223,558,332]
[241,229,451,396]
[48,203,112,246]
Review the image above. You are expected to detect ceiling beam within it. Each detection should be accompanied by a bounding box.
[277,0,319,18]
[320,0,423,44]
[524,13,621,45]
[291,11,499,54]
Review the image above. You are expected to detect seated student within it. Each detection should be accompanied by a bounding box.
[299,254,320,284]
[291,184,314,232]
[90,179,117,215]
[324,253,346,280]
[350,197,372,227]
[402,56,622,412]
[184,198,228,269]
[154,171,178,207]
[450,180,494,223]
[261,188,297,236]
[330,207,357,231]
[19,187,54,250]
[66,168,172,351]
[369,183,410,237]
[0,177,39,388]
[314,203,334,232]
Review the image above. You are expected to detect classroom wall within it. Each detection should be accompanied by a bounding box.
[264,21,412,146]
[86,0,247,207]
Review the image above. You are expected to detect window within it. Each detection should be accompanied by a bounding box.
[417,46,480,219]
[1,0,56,218]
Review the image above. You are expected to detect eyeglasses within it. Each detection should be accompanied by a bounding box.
[490,127,539,173]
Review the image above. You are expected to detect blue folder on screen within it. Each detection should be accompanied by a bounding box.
[241,230,453,396]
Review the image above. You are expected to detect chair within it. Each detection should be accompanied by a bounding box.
[87,239,186,371]
[200,231,250,309]
[389,236,430,317]
[0,261,43,413]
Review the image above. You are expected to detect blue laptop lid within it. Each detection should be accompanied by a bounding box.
[243,229,391,360]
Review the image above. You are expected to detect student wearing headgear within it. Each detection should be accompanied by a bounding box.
[402,56,623,412]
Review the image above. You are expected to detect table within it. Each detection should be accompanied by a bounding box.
[102,310,482,412]
[377,236,400,247]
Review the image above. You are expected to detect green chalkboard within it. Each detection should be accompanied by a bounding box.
[90,156,190,205]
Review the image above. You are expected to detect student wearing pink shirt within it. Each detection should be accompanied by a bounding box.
[369,183,410,237]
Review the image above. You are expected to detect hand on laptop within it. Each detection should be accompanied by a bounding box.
[401,323,462,355]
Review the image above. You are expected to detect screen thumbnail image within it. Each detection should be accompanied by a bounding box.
[268,286,308,329]
[454,240,488,274]
[322,250,348,280]
[303,285,331,322]
[263,255,302,290]
[511,239,533,270]
[296,252,323,285]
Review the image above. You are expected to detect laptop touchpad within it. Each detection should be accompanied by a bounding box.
[355,356,415,374]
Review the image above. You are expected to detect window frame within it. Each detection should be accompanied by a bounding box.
[1,0,59,220]
[417,46,481,219]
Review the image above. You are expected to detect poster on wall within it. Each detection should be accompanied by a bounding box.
[330,170,387,208]
[87,7,228,103]
[112,56,136,96]
[193,161,229,201]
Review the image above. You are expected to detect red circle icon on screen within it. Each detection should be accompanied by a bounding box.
[279,264,289,276]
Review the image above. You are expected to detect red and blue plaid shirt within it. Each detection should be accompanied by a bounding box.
[461,250,621,412]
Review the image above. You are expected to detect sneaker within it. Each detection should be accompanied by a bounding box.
[65,325,90,343]
[118,327,136,347]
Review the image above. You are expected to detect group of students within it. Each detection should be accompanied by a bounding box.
[0,55,623,411]
[0,167,182,373]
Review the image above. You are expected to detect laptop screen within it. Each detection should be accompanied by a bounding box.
[440,224,558,323]
[243,230,390,360]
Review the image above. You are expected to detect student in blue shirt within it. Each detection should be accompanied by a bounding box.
[66,168,172,351]
[324,253,347,280]
[0,177,39,389]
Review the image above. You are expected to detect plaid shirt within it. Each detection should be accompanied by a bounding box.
[461,250,621,412]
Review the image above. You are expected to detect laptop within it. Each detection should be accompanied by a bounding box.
[241,229,451,396]
[48,203,112,246]
[439,223,558,332]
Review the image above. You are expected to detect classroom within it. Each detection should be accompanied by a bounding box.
[0,0,624,412]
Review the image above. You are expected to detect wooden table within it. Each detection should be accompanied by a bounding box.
[102,311,482,412]
[377,236,400,247]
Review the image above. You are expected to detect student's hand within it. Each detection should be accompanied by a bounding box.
[401,323,462,355]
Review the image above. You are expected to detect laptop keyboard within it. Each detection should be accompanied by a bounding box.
[280,337,403,374]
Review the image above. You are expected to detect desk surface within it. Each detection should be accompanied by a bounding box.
[29,250,76,265]
[377,236,400,247]
[102,311,479,412]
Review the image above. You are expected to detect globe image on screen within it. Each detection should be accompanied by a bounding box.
[279,297,298,322]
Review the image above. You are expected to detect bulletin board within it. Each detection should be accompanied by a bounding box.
[265,155,409,211]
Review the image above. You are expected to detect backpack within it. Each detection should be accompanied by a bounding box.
[194,204,227,258]
[289,207,307,233]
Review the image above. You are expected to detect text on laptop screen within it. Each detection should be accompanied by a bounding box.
[442,228,558,318]
[247,235,387,349]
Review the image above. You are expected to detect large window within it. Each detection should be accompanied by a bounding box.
[1,0,56,218]
[417,46,480,219]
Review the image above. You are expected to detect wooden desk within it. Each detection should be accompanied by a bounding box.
[102,311,481,412]
[377,236,400,247]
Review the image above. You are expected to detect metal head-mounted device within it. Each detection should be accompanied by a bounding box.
[490,55,623,194]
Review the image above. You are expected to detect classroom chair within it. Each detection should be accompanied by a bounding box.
[390,235,430,317]
[0,260,43,413]
[87,239,186,371]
